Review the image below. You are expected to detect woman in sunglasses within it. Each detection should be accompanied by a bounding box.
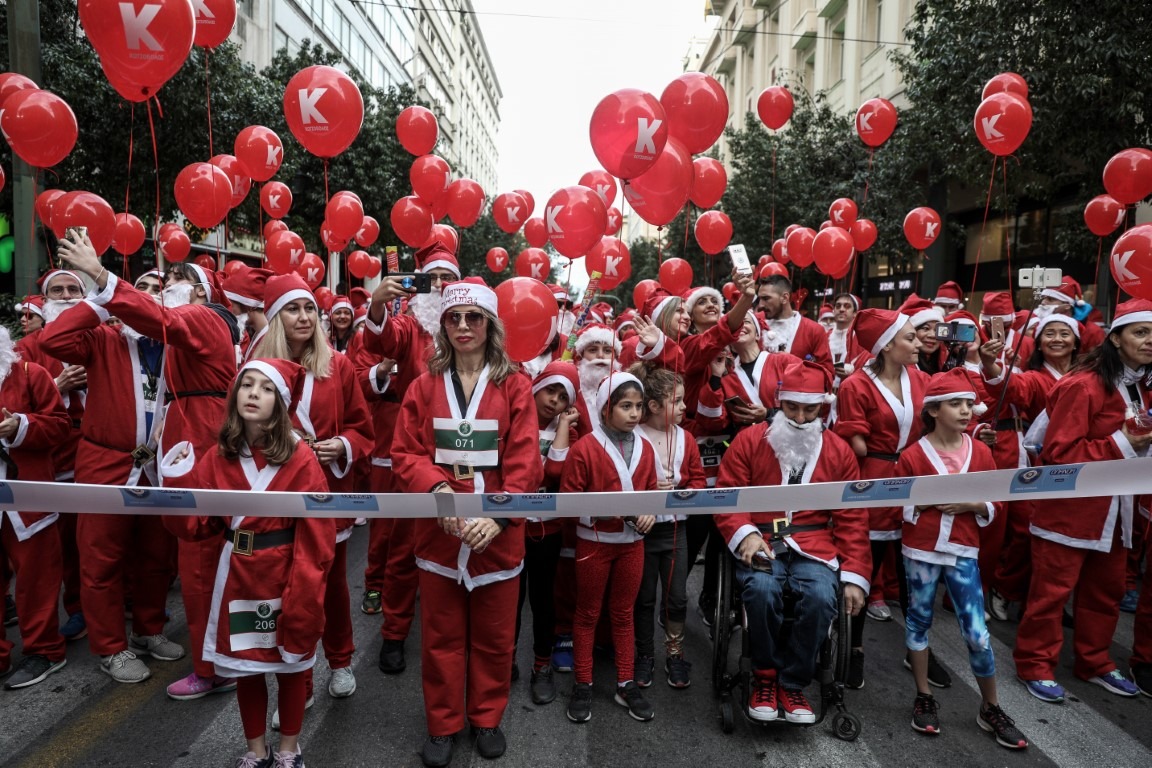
[393,277,543,768]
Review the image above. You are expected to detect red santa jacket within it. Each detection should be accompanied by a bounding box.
[561,428,659,544]
[695,351,799,434]
[16,327,82,477]
[714,421,871,591]
[392,367,542,589]
[41,303,163,486]
[982,362,1064,423]
[291,354,373,493]
[1035,370,1148,550]
[833,365,930,538]
[761,314,834,376]
[161,439,335,674]
[898,436,999,565]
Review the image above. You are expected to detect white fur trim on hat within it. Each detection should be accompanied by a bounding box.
[1034,314,1080,339]
[133,269,162,289]
[15,302,43,317]
[267,288,314,321]
[908,307,945,328]
[223,290,264,309]
[684,287,723,313]
[777,391,836,405]
[1111,311,1152,332]
[186,264,214,303]
[532,374,576,404]
[575,325,621,356]
[650,296,678,323]
[330,299,353,314]
[871,314,910,356]
[42,269,84,292]
[421,258,462,279]
[441,282,498,317]
[595,372,643,416]
[923,390,977,404]
[1039,287,1080,306]
[240,360,292,406]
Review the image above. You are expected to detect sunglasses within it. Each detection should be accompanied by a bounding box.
[443,311,487,328]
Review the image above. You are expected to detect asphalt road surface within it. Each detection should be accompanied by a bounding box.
[2,527,1150,767]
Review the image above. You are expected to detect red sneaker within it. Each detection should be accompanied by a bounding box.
[748,669,778,722]
[779,685,816,724]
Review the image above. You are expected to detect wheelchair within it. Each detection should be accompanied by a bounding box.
[709,543,862,740]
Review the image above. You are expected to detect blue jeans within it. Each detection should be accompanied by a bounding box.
[736,551,838,689]
[904,556,995,678]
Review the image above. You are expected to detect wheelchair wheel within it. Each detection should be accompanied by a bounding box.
[710,549,734,693]
[831,710,862,741]
[719,693,735,734]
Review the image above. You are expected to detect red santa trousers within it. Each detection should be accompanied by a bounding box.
[994,500,1035,602]
[379,518,418,642]
[179,536,224,678]
[1013,532,1125,680]
[321,539,355,669]
[57,512,82,616]
[363,464,394,592]
[418,570,518,736]
[236,671,308,739]
[1129,527,1152,668]
[552,519,578,636]
[0,521,65,667]
[573,538,645,685]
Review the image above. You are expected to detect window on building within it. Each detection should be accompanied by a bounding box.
[830,17,846,83]
[866,0,883,50]
[238,0,255,18]
[274,26,290,55]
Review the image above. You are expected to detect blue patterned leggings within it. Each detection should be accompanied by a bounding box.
[904,556,995,678]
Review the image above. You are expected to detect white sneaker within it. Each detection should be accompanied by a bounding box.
[129,632,186,661]
[272,694,315,730]
[866,601,893,621]
[101,650,151,683]
[328,666,356,698]
[989,590,1010,622]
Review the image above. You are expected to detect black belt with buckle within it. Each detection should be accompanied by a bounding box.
[230,527,295,556]
[757,519,829,538]
[130,444,156,468]
[164,389,228,405]
[865,451,902,463]
[440,463,498,481]
[991,418,1031,432]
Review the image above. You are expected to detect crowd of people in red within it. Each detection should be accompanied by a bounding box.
[1,235,1150,768]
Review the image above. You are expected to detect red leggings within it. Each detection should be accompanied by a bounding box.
[236,670,309,739]
[573,538,644,685]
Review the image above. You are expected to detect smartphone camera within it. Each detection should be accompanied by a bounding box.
[934,321,977,344]
[394,273,432,294]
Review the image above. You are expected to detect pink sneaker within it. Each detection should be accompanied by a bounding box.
[166,672,238,701]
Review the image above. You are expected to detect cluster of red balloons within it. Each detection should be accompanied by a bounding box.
[974,73,1032,157]
[348,249,382,280]
[156,222,191,263]
[0,74,78,168]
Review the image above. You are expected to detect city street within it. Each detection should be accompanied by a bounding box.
[2,527,1150,768]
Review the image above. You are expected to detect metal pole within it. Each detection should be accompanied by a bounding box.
[7,0,42,296]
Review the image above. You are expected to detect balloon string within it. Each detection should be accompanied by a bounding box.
[862,148,874,208]
[121,105,137,279]
[1094,237,1102,294]
[258,182,265,259]
[970,155,999,296]
[204,50,214,159]
[1001,158,1013,294]
[35,168,54,274]
[770,140,777,240]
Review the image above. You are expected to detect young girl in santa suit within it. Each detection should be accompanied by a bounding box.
[896,368,1028,750]
[162,359,335,768]
[561,372,658,724]
[630,363,706,690]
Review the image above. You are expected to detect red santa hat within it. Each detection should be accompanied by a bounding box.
[38,268,84,293]
[441,276,498,317]
[264,273,315,320]
[613,309,637,338]
[923,367,987,415]
[548,283,571,304]
[818,304,835,321]
[852,308,910,356]
[414,241,461,279]
[329,295,353,315]
[643,288,679,322]
[532,360,579,403]
[1034,313,1080,339]
[133,269,163,289]
[778,359,835,405]
[1041,276,1086,307]
[14,295,44,317]
[944,309,980,328]
[933,280,964,308]
[574,322,621,356]
[591,301,614,322]
[238,357,306,409]
[222,266,273,309]
[352,305,368,328]
[980,291,1016,322]
[184,262,223,304]
[898,294,945,328]
[844,293,863,312]
[1109,298,1152,332]
[595,371,643,416]
[349,287,371,309]
[683,286,724,315]
[1013,309,1030,332]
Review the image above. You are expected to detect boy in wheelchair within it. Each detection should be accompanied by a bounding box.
[715,360,870,723]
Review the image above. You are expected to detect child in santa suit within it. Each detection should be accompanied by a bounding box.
[631,363,706,690]
[572,322,621,438]
[561,372,658,724]
[897,368,1028,749]
[161,359,335,768]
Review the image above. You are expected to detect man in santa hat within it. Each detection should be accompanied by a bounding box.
[1036,276,1104,351]
[979,291,1034,372]
[14,296,44,337]
[222,265,272,365]
[818,304,835,332]
[755,275,832,374]
[932,281,964,315]
[571,322,621,438]
[828,293,865,381]
[715,359,869,724]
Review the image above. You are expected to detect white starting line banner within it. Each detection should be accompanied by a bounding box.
[2,458,1151,520]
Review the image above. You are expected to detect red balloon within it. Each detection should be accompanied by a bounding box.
[348,250,374,280]
[263,219,288,240]
[660,72,728,155]
[112,212,145,255]
[410,154,451,206]
[445,179,485,228]
[784,223,800,238]
[658,257,693,295]
[355,216,380,247]
[605,207,622,236]
[694,211,733,255]
[722,282,739,304]
[0,89,78,167]
[223,259,247,277]
[320,221,349,253]
[545,186,608,259]
[283,65,363,158]
[1103,148,1152,206]
[326,192,364,240]
[158,228,190,263]
[828,198,857,227]
[495,277,561,363]
[390,195,434,248]
[1084,195,1125,237]
[0,73,38,106]
[524,217,548,248]
[158,222,182,240]
[579,170,618,206]
[760,262,789,280]
[850,218,878,251]
[233,126,284,182]
[514,189,535,218]
[174,162,233,229]
[855,98,898,148]
[486,247,509,273]
[1111,224,1152,300]
[758,254,773,272]
[830,257,854,281]
[56,191,116,256]
[193,253,217,272]
[295,252,325,289]
[813,227,856,276]
[515,248,551,281]
[265,230,306,274]
[904,207,942,250]
[690,157,727,209]
[589,89,668,180]
[363,255,382,279]
[974,92,1032,156]
[785,227,817,268]
[771,238,787,262]
[35,189,65,229]
[819,220,834,231]
[492,191,529,234]
[209,154,251,208]
[586,237,632,291]
[982,72,1028,102]
[624,138,692,227]
[757,86,794,130]
[422,224,458,254]
[79,0,194,101]
[633,279,659,311]
[192,0,237,48]
[396,106,438,156]
[314,286,334,311]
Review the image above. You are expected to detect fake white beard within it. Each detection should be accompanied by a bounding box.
[578,358,613,406]
[1033,304,1055,320]
[408,288,443,338]
[766,410,823,478]
[42,298,81,325]
[0,328,19,382]
[233,311,251,338]
[162,283,194,308]
[558,310,576,337]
